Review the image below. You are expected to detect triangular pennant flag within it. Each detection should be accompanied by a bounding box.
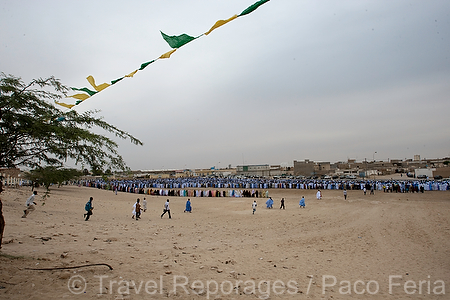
[68,93,90,101]
[55,100,75,109]
[160,31,197,49]
[125,70,138,78]
[239,0,270,17]
[87,75,111,92]
[139,60,156,70]
[205,15,238,35]
[159,49,177,59]
[111,77,125,85]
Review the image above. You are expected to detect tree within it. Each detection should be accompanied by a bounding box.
[24,166,84,202]
[25,166,83,189]
[0,73,143,248]
[1,73,142,170]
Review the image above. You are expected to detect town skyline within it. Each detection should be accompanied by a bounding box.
[132,154,449,172]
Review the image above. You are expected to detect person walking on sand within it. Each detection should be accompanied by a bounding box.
[280,198,285,209]
[316,190,322,200]
[84,197,94,221]
[299,196,305,208]
[142,197,147,212]
[343,189,347,200]
[22,191,37,218]
[184,199,192,213]
[266,197,273,208]
[132,199,140,219]
[161,199,171,219]
[252,200,257,214]
[134,198,142,220]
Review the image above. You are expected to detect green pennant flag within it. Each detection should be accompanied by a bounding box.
[111,77,125,85]
[239,0,270,17]
[71,87,97,96]
[160,31,197,49]
[139,60,156,70]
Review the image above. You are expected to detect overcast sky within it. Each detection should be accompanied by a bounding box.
[1,0,449,170]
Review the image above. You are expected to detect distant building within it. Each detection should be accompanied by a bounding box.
[415,168,435,178]
[236,165,270,177]
[293,160,315,177]
[0,168,23,186]
[433,166,450,178]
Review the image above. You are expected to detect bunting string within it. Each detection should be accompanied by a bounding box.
[57,0,270,109]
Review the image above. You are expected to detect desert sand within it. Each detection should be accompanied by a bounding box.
[0,184,449,299]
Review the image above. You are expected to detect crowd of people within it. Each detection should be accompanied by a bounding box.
[80,177,449,198]
[19,175,449,221]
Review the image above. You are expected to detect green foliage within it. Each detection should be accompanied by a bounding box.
[25,166,83,190]
[24,166,83,202]
[0,73,143,171]
[91,166,104,176]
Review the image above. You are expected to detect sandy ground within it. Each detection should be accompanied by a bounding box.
[0,184,449,299]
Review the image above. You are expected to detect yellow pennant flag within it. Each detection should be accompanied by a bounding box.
[125,70,138,78]
[55,100,75,109]
[68,93,90,101]
[159,49,177,59]
[205,15,238,35]
[87,75,111,92]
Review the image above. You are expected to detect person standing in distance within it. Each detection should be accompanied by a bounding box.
[316,190,322,200]
[161,199,171,219]
[142,197,148,212]
[252,200,257,214]
[299,196,306,208]
[280,198,285,209]
[184,199,192,213]
[135,198,142,220]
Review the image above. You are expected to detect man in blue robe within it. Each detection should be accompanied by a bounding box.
[266,197,273,209]
[299,196,305,208]
[184,199,192,213]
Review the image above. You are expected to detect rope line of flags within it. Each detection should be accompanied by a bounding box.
[55,0,270,110]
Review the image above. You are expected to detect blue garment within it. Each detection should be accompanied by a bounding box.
[185,200,192,212]
[266,198,273,208]
[299,197,305,207]
[85,200,93,211]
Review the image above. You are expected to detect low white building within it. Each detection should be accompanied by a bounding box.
[415,168,435,178]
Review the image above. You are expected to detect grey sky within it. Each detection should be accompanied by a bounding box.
[1,0,449,170]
